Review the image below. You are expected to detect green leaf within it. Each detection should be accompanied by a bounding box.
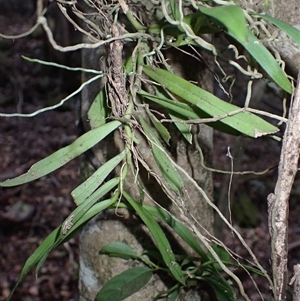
[124,192,185,285]
[140,90,240,136]
[153,145,184,195]
[198,6,292,93]
[251,13,300,46]
[144,205,209,262]
[205,277,235,301]
[88,89,110,129]
[168,112,192,144]
[7,196,118,301]
[166,289,180,301]
[153,284,180,301]
[210,244,232,272]
[149,88,192,143]
[183,13,215,35]
[137,113,162,145]
[143,66,279,137]
[199,5,248,43]
[212,244,231,263]
[71,151,126,205]
[169,0,180,21]
[138,115,184,195]
[95,266,153,301]
[100,242,139,260]
[61,178,120,239]
[124,55,134,75]
[36,177,119,275]
[145,106,171,145]
[142,249,164,264]
[239,30,292,93]
[0,121,121,187]
[68,195,118,235]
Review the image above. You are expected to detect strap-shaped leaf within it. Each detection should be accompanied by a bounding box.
[199,6,292,93]
[183,12,217,35]
[143,66,279,137]
[100,242,139,260]
[241,30,292,93]
[140,90,240,136]
[152,145,184,195]
[59,180,120,248]
[95,266,153,301]
[148,88,192,143]
[199,5,248,43]
[71,150,126,205]
[251,13,300,46]
[0,120,121,187]
[124,192,185,285]
[7,195,118,301]
[205,277,235,301]
[145,106,171,145]
[168,111,192,144]
[88,89,110,129]
[144,205,209,262]
[138,114,184,195]
[165,289,180,301]
[35,177,119,275]
[169,0,180,21]
[61,177,120,239]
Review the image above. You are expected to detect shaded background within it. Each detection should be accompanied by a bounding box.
[0,2,299,300]
[0,2,81,300]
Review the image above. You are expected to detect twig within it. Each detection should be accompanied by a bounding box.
[160,106,287,124]
[0,3,47,39]
[268,71,300,300]
[0,74,103,118]
[140,132,273,297]
[0,22,40,39]
[173,155,274,292]
[22,56,104,74]
[38,15,150,52]
[57,3,99,42]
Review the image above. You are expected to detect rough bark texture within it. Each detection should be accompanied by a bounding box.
[78,1,299,300]
[249,1,300,300]
[79,55,214,301]
[267,71,300,300]
[78,3,214,301]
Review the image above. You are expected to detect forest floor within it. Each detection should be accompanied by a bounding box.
[0,4,299,301]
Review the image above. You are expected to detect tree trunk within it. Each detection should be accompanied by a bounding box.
[77,1,299,300]
[247,2,299,300]
[78,3,214,301]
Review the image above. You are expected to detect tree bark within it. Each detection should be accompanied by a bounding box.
[78,3,214,301]
[248,1,300,300]
[77,1,299,300]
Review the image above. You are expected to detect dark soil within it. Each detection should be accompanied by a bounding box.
[0,3,299,301]
[0,7,81,301]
